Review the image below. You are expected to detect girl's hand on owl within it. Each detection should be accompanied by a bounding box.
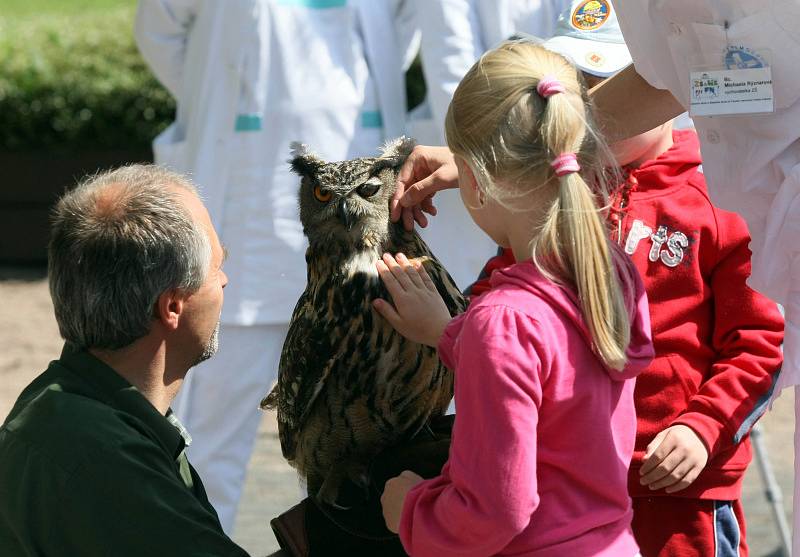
[381,470,424,533]
[392,146,459,231]
[373,253,452,347]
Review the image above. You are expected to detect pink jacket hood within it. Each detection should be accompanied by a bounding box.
[487,258,654,380]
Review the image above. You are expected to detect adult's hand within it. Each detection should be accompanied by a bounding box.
[381,470,424,533]
[392,146,460,231]
[588,64,684,144]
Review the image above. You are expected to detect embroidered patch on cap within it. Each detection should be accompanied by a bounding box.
[585,52,605,67]
[571,0,611,31]
[724,46,767,70]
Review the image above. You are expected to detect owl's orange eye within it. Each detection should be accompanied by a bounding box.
[313,185,332,203]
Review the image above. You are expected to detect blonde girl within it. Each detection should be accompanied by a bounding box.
[373,41,654,556]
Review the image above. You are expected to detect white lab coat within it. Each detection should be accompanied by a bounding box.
[135,0,418,324]
[415,0,572,144]
[135,0,418,534]
[613,0,800,550]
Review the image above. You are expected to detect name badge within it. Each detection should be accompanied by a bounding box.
[689,67,774,117]
[689,46,774,117]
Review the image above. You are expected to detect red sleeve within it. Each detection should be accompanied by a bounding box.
[671,209,784,456]
[463,248,516,301]
[399,306,542,557]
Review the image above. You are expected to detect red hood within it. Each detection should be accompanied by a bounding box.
[626,130,703,192]
[488,259,654,381]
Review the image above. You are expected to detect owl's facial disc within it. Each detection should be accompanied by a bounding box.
[295,151,403,250]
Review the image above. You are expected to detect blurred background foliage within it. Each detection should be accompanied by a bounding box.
[0,0,426,152]
[1,1,172,151]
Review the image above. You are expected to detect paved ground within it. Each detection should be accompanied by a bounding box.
[0,267,794,556]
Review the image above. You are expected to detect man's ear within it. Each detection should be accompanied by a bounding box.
[155,289,185,331]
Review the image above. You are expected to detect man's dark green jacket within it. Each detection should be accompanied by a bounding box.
[0,349,250,556]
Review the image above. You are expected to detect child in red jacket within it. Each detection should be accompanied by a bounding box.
[466,3,785,555]
[469,111,784,557]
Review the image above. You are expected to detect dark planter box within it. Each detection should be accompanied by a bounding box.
[0,149,153,263]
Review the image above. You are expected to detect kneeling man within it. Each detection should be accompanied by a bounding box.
[0,165,249,556]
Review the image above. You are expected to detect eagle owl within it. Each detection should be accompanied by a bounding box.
[261,137,466,505]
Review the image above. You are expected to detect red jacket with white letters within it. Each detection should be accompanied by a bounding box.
[466,130,784,500]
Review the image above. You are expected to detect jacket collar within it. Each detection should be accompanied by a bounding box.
[626,129,702,191]
[58,346,187,459]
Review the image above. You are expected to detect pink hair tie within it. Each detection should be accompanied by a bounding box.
[537,75,565,98]
[551,153,580,177]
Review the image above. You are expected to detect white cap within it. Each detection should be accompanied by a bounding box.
[542,0,631,78]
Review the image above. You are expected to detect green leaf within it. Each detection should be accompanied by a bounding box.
[0,6,175,151]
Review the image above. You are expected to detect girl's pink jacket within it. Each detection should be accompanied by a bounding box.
[399,260,654,556]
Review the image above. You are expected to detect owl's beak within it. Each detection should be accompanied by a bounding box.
[338,200,356,230]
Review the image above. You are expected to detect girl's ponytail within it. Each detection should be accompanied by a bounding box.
[445,41,631,370]
[534,63,631,371]
[556,174,630,370]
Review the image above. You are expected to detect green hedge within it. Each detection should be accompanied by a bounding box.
[0,8,175,151]
[0,7,425,152]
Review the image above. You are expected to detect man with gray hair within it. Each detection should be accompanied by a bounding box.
[0,165,249,556]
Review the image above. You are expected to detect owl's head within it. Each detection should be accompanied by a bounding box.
[290,137,416,251]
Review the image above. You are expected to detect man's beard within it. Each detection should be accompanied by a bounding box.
[193,321,220,367]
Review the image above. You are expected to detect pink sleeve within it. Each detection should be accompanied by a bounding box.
[400,306,543,557]
[437,312,468,370]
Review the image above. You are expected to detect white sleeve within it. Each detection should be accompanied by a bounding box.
[415,0,485,134]
[612,0,671,91]
[134,0,200,99]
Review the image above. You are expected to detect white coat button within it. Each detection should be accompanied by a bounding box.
[670,23,683,36]
[706,130,720,144]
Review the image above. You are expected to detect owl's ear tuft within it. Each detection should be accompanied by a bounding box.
[378,136,417,165]
[289,142,325,178]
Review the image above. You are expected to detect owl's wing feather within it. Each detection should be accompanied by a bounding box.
[263,286,345,462]
[412,235,468,317]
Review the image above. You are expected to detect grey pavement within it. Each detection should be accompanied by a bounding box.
[0,271,795,557]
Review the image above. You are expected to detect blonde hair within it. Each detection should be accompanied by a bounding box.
[445,41,632,370]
